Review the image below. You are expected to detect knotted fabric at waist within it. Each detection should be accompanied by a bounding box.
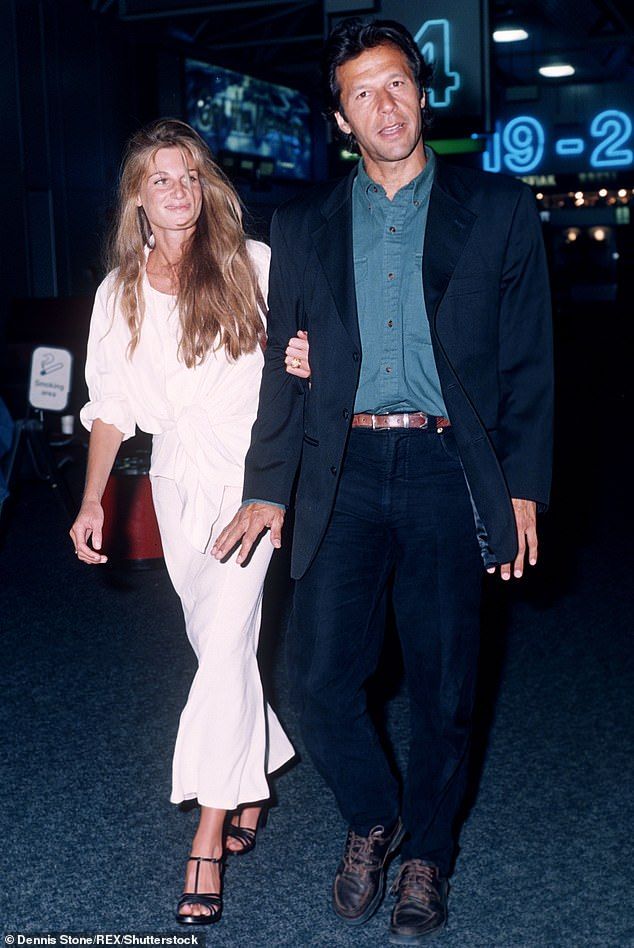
[151,403,256,553]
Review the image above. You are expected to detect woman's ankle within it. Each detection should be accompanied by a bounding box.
[237,805,262,829]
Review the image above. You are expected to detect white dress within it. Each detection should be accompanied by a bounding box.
[80,240,295,808]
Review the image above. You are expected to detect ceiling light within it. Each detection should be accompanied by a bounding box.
[539,64,575,78]
[591,228,606,241]
[536,192,544,200]
[574,191,584,200]
[493,28,529,43]
[598,189,608,198]
[618,188,627,198]
[565,229,579,242]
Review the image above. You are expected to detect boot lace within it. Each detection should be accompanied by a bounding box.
[341,826,386,878]
[391,860,436,904]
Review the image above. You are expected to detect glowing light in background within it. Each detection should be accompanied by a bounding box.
[539,64,575,78]
[493,28,529,43]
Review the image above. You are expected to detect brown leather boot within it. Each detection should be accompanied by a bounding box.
[389,859,449,943]
[332,819,404,925]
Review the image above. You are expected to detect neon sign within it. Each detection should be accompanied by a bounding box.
[414,19,461,109]
[589,110,633,167]
[482,109,633,173]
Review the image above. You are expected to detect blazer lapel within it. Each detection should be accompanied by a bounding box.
[310,159,477,343]
[311,169,361,349]
[423,159,477,323]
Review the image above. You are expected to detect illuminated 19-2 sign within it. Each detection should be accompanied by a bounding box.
[483,109,634,174]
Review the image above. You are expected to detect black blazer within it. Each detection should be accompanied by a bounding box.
[244,156,553,579]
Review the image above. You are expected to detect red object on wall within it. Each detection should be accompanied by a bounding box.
[100,453,163,566]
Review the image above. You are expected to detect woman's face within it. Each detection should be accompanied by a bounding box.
[136,146,203,236]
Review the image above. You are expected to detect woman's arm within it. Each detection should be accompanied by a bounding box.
[69,419,124,564]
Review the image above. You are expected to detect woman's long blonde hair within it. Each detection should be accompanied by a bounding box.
[106,118,264,366]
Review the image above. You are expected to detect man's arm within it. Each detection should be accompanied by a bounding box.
[212,210,306,562]
[492,185,554,580]
[242,209,307,505]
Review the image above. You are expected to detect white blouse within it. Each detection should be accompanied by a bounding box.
[80,240,270,553]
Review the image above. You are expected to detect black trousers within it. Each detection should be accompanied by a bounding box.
[290,426,483,875]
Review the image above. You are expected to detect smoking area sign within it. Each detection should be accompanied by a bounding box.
[28,347,73,411]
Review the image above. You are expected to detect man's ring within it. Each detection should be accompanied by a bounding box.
[290,357,302,369]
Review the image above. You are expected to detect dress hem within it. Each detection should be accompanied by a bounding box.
[170,752,297,809]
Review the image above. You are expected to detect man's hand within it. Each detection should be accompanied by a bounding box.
[211,503,285,565]
[487,498,537,581]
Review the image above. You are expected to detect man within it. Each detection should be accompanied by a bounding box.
[213,18,553,943]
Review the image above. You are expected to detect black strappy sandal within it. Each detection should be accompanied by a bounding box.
[175,855,224,925]
[225,808,267,856]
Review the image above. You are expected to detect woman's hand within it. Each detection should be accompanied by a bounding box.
[285,329,311,379]
[69,499,108,564]
[69,418,123,565]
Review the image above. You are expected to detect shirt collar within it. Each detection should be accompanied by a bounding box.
[356,146,436,208]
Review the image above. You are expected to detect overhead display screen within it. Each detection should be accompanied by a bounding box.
[482,84,634,175]
[185,59,313,180]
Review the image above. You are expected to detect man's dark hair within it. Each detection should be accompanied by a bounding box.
[323,17,433,128]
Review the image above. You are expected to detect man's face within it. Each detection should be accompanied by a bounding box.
[334,43,425,168]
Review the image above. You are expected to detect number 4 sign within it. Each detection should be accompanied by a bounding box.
[415,19,461,108]
[375,0,486,126]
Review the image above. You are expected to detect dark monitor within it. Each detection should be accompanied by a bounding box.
[185,59,313,181]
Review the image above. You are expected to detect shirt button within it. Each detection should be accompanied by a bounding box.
[372,186,378,193]
[388,226,396,234]
[388,272,395,280]
[386,366,392,374]
[330,465,338,475]
[387,320,393,327]
[414,199,420,207]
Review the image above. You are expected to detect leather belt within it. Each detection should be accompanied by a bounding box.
[351,412,451,431]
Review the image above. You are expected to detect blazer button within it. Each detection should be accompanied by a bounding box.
[353,352,360,362]
[330,465,337,476]
[342,409,350,420]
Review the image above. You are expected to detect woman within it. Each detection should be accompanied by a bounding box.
[69,118,310,925]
